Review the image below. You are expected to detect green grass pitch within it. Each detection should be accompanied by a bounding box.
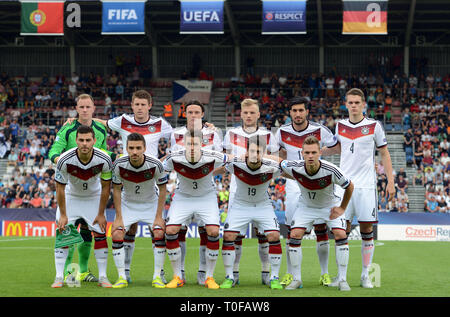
[0,237,448,297]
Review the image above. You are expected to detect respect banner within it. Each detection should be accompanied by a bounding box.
[262,0,307,34]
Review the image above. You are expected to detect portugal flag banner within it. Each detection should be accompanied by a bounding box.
[342,0,388,35]
[20,0,65,36]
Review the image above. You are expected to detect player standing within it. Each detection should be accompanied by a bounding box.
[89,90,173,282]
[222,98,279,286]
[162,130,228,289]
[220,136,283,290]
[170,100,223,285]
[52,125,113,288]
[280,136,354,291]
[329,88,395,288]
[275,96,339,287]
[111,133,168,288]
[48,94,112,283]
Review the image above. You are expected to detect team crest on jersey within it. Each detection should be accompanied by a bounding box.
[92,166,101,175]
[361,127,370,135]
[148,125,156,133]
[318,178,327,188]
[202,166,210,175]
[61,227,71,236]
[260,174,269,182]
[144,171,153,179]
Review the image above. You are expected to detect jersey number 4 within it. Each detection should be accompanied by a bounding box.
[350,142,354,154]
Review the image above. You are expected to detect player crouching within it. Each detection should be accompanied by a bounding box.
[220,136,283,290]
[280,136,354,291]
[110,133,168,288]
[162,130,229,289]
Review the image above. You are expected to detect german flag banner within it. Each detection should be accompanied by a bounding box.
[342,0,388,35]
[20,0,65,36]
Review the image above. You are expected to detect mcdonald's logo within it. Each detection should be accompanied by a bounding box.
[6,222,23,236]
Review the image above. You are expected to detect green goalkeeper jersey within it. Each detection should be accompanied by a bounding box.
[48,119,115,163]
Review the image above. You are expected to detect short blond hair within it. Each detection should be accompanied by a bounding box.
[76,94,94,104]
[346,88,365,103]
[241,98,259,110]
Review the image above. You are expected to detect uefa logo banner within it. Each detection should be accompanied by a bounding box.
[179,0,224,34]
[101,0,146,35]
[261,0,307,35]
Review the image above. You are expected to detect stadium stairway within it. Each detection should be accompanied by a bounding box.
[209,88,228,130]
[0,159,7,183]
[384,134,425,212]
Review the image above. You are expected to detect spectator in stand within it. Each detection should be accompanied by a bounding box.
[425,195,439,213]
[30,192,43,208]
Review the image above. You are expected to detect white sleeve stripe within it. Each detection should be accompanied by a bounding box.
[56,151,76,170]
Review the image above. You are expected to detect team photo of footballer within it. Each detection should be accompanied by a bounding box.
[0,0,449,309]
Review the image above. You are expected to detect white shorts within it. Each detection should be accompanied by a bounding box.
[224,200,280,236]
[120,199,158,232]
[56,194,104,234]
[285,179,300,225]
[291,202,346,232]
[166,192,220,228]
[345,188,378,223]
[285,179,325,232]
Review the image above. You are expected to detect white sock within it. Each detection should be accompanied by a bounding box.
[94,248,109,279]
[285,239,292,275]
[55,248,69,279]
[288,246,302,281]
[258,240,270,273]
[167,247,182,278]
[316,240,330,275]
[179,241,186,273]
[361,239,375,278]
[269,241,282,280]
[335,242,349,282]
[198,245,207,273]
[222,242,235,279]
[233,239,242,273]
[153,246,166,280]
[123,240,135,272]
[206,248,219,278]
[112,247,126,280]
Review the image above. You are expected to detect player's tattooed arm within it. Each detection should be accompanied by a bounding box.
[94,179,111,232]
[153,183,167,232]
[56,182,67,231]
[321,142,341,156]
[330,181,354,220]
[112,183,124,233]
[378,146,395,201]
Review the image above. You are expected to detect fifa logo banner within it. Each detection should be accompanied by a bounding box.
[342,0,388,35]
[261,0,307,35]
[20,0,65,36]
[179,0,224,34]
[101,0,146,35]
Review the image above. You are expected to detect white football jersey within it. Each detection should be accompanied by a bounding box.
[275,121,337,160]
[226,158,281,204]
[223,126,279,193]
[223,126,279,158]
[170,125,223,152]
[281,159,351,208]
[107,114,173,157]
[112,154,168,203]
[163,149,227,197]
[55,147,113,197]
[335,117,387,189]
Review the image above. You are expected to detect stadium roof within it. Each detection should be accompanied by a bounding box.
[0,0,449,48]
